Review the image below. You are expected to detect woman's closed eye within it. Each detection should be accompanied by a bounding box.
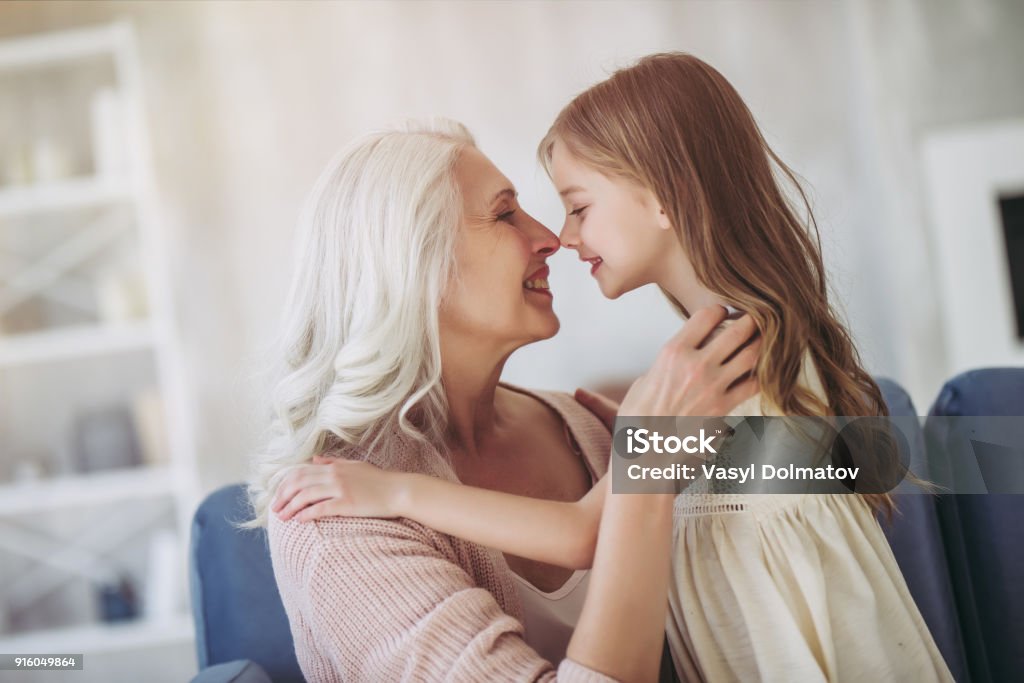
[498,209,517,222]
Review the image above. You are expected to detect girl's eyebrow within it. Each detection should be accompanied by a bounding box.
[559,185,586,197]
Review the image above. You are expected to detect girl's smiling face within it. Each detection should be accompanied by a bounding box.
[549,140,681,300]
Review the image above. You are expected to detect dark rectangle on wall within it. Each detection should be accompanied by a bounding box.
[999,193,1024,340]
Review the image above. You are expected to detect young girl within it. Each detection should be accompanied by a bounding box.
[271,53,952,682]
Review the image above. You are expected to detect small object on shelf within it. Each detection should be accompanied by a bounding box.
[95,267,148,322]
[132,388,169,466]
[90,87,128,178]
[2,144,32,187]
[31,135,74,184]
[12,458,45,484]
[71,404,142,473]
[96,574,139,623]
[144,530,181,622]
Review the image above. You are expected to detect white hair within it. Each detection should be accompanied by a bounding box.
[244,119,476,527]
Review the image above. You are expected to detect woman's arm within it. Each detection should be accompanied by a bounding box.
[270,513,614,682]
[273,461,607,570]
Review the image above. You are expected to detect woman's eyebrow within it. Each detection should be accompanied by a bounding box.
[489,188,518,206]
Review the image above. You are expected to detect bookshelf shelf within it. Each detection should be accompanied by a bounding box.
[0,175,132,218]
[0,465,174,516]
[0,613,194,654]
[0,321,154,368]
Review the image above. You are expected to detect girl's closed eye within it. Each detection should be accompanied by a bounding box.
[569,206,588,218]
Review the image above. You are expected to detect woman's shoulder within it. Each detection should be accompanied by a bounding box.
[499,384,612,473]
[267,508,471,582]
[268,507,453,555]
[267,508,519,617]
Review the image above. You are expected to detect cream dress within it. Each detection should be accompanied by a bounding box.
[665,354,953,682]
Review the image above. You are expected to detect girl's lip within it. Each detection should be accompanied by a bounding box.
[585,257,603,275]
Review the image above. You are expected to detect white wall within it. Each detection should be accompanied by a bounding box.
[2,0,1021,492]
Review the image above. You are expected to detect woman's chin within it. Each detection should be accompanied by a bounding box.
[528,313,561,342]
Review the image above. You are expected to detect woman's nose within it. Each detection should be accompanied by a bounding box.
[523,213,560,256]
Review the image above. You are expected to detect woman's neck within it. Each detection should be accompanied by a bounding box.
[439,339,511,459]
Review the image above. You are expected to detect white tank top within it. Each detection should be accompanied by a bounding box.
[513,569,591,664]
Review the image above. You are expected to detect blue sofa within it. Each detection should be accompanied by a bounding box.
[190,484,302,682]
[924,368,1024,683]
[190,370,1023,682]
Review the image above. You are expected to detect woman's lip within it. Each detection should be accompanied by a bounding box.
[525,265,550,281]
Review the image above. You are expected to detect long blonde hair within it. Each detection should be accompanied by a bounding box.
[245,119,475,527]
[540,53,896,513]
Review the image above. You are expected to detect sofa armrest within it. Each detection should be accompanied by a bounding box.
[190,660,273,683]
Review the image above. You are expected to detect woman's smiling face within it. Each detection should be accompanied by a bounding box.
[440,147,561,351]
[550,140,679,300]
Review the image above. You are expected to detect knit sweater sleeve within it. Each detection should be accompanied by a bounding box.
[269,513,618,683]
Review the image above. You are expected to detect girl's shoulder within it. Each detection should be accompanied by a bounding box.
[734,351,830,418]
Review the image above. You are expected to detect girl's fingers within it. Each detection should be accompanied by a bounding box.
[575,388,620,432]
[312,454,335,464]
[271,471,311,512]
[277,484,336,521]
[725,374,760,408]
[721,338,762,382]
[296,500,339,523]
[705,315,759,366]
[676,305,730,350]
[272,461,338,511]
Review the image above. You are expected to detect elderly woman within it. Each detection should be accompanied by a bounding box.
[246,120,758,682]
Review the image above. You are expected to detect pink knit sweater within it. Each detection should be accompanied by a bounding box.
[267,389,618,682]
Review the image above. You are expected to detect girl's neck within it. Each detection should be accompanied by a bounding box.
[658,248,730,316]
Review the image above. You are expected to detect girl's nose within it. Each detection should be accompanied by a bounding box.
[559,218,580,250]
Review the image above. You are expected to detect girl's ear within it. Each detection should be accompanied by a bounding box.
[656,205,673,231]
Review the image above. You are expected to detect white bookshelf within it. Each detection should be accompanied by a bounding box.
[0,175,133,217]
[0,465,175,517]
[0,613,194,654]
[0,21,199,669]
[0,320,154,367]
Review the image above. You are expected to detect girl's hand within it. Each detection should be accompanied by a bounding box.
[620,305,761,418]
[270,455,408,522]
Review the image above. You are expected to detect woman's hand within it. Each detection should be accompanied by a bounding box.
[619,305,761,418]
[270,456,409,522]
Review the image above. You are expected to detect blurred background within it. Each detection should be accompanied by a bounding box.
[0,0,1021,680]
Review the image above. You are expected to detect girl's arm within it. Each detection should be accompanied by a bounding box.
[272,459,607,570]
